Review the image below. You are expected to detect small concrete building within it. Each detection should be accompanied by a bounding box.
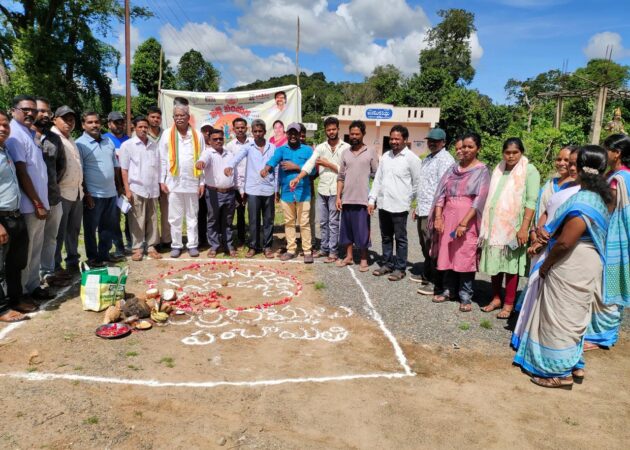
[332,103,441,156]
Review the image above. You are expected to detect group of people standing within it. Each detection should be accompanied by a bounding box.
[1,94,628,392]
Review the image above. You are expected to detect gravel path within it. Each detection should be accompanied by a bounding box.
[312,214,627,352]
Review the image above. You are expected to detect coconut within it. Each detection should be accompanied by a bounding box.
[162,289,177,302]
[145,288,160,299]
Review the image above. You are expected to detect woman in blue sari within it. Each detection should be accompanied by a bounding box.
[585,134,630,350]
[514,146,611,389]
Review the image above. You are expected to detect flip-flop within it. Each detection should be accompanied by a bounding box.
[359,265,370,272]
[481,299,502,313]
[335,259,354,267]
[459,303,472,312]
[432,295,449,303]
[0,310,30,322]
[496,307,513,319]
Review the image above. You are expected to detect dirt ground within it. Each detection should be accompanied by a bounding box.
[1,259,628,449]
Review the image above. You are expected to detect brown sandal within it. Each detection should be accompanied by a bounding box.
[147,248,162,259]
[530,376,573,389]
[459,303,472,312]
[496,306,513,319]
[432,295,449,303]
[335,259,354,267]
[0,309,30,322]
[481,298,502,313]
[131,251,143,262]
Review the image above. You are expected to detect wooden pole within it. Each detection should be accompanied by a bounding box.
[124,0,132,135]
[296,16,300,87]
[554,97,563,129]
[157,47,163,100]
[589,86,608,144]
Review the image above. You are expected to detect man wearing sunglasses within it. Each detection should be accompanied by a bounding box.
[6,95,50,310]
[196,125,238,257]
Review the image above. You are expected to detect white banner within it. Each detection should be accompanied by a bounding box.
[159,85,302,143]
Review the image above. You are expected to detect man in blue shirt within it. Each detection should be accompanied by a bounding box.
[0,110,33,322]
[261,122,315,263]
[103,111,130,257]
[76,112,124,266]
[225,119,277,259]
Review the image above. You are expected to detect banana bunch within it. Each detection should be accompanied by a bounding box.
[151,310,169,323]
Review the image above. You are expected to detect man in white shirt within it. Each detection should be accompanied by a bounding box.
[158,103,205,258]
[196,128,238,257]
[120,116,162,261]
[290,117,349,263]
[411,127,455,295]
[368,125,422,281]
[225,117,249,245]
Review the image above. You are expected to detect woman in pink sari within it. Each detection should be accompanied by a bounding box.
[431,133,490,311]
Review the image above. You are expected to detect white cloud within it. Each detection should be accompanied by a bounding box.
[583,32,630,60]
[159,23,297,88]
[115,24,141,59]
[157,0,483,85]
[107,72,125,95]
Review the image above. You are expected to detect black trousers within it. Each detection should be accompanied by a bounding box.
[247,194,275,251]
[0,214,28,313]
[234,192,246,243]
[378,209,408,272]
[417,216,445,292]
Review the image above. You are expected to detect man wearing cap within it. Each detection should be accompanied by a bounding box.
[411,127,455,295]
[158,102,205,258]
[0,110,33,322]
[76,112,124,266]
[120,116,161,261]
[6,95,50,307]
[260,122,315,263]
[196,127,239,257]
[104,111,131,258]
[32,98,68,288]
[368,125,422,281]
[51,105,83,275]
[225,119,277,259]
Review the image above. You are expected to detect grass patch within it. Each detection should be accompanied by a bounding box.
[159,356,175,368]
[84,416,99,425]
[479,319,493,330]
[134,411,143,418]
[458,322,470,331]
[314,281,326,290]
[63,332,78,342]
[125,351,138,357]
[73,366,83,371]
[127,364,141,371]
[26,367,38,373]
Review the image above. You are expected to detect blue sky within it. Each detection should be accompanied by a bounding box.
[104,0,630,103]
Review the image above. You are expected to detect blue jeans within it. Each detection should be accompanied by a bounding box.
[205,188,236,251]
[378,209,408,272]
[445,271,475,304]
[247,194,275,251]
[83,196,117,262]
[317,194,340,256]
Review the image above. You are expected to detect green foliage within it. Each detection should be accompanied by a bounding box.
[131,38,175,101]
[419,9,476,85]
[176,49,220,92]
[0,1,151,113]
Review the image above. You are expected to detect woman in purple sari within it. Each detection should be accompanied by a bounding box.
[430,133,490,311]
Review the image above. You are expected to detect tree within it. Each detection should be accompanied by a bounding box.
[175,49,220,92]
[419,9,476,85]
[0,1,151,112]
[131,37,175,112]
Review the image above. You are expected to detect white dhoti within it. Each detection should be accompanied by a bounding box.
[168,192,199,250]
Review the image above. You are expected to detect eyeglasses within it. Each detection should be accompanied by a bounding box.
[15,107,36,114]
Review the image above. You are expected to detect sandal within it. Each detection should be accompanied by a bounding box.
[335,259,354,267]
[572,368,585,384]
[432,295,449,303]
[481,298,502,313]
[583,342,601,352]
[147,248,162,259]
[359,265,370,272]
[530,376,573,390]
[459,303,472,312]
[0,309,30,322]
[496,306,513,319]
[131,251,143,262]
[324,256,338,264]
